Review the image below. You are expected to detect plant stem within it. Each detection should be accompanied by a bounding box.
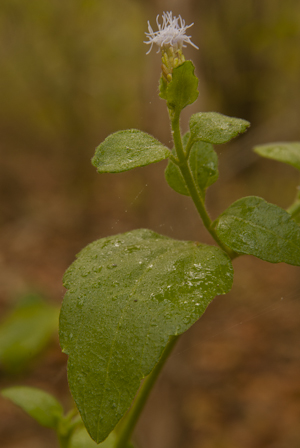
[287,188,300,219]
[171,112,237,259]
[114,336,179,448]
[287,200,300,218]
[58,433,70,448]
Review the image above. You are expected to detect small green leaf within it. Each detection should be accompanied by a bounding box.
[189,141,219,191]
[213,196,300,265]
[189,112,250,144]
[59,229,233,443]
[1,386,63,429]
[165,160,189,196]
[159,76,168,100]
[92,130,170,173]
[0,295,59,371]
[165,133,218,196]
[254,142,300,171]
[163,61,198,113]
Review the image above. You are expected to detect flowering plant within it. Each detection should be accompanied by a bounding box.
[2,11,300,448]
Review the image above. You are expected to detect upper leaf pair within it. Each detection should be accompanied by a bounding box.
[92,61,250,177]
[165,112,250,198]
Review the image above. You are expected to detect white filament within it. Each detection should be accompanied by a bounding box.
[144,11,199,54]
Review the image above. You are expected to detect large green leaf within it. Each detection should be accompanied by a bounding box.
[189,112,250,144]
[254,142,300,171]
[213,196,300,265]
[92,130,170,173]
[165,135,218,196]
[0,294,59,371]
[1,386,63,429]
[160,61,199,113]
[59,229,233,443]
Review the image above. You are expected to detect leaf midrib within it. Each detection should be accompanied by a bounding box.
[95,241,195,439]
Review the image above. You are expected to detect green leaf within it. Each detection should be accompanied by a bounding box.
[69,429,133,448]
[212,196,300,265]
[69,427,104,448]
[159,76,168,100]
[294,214,300,224]
[162,61,198,113]
[189,112,250,144]
[254,142,300,171]
[165,133,218,196]
[0,294,59,371]
[59,229,233,443]
[92,130,170,173]
[189,141,219,191]
[165,159,189,196]
[1,386,63,429]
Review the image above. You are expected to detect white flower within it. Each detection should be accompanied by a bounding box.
[144,11,199,55]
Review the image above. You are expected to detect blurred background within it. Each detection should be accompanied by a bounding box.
[1,0,300,447]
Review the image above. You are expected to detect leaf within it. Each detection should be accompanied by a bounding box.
[59,229,233,443]
[212,196,300,265]
[162,61,199,113]
[0,294,59,371]
[165,159,189,196]
[165,133,218,196]
[69,429,133,448]
[189,112,250,144]
[69,427,104,448]
[189,141,219,191]
[254,142,300,171]
[92,130,170,173]
[1,386,63,429]
[159,76,168,100]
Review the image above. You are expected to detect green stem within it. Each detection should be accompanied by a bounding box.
[287,188,300,219]
[114,336,179,448]
[58,433,70,448]
[57,409,81,448]
[171,112,237,259]
[287,200,300,218]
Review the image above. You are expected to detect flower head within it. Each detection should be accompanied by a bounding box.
[144,11,198,55]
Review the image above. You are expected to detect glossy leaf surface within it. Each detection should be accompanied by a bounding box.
[254,142,300,171]
[213,196,300,265]
[1,386,63,429]
[189,112,250,144]
[160,61,198,113]
[92,130,170,173]
[165,136,218,196]
[0,295,59,371]
[59,229,233,442]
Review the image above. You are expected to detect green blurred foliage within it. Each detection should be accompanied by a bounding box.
[193,0,300,124]
[0,293,59,372]
[0,0,144,181]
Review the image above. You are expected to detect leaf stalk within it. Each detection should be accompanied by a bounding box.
[114,336,179,448]
[170,111,237,259]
